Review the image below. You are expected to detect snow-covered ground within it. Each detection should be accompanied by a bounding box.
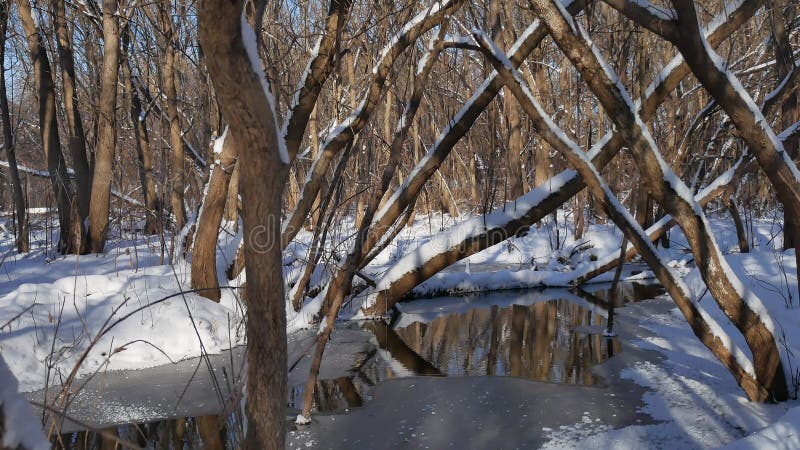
[0,356,49,450]
[542,299,799,449]
[0,229,247,393]
[1,209,798,448]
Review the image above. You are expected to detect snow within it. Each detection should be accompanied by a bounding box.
[0,234,245,392]
[213,126,229,155]
[628,0,676,20]
[761,61,798,108]
[475,29,757,377]
[780,120,800,142]
[360,169,577,312]
[0,357,49,450]
[721,407,800,449]
[1,208,799,449]
[543,267,799,450]
[240,10,289,165]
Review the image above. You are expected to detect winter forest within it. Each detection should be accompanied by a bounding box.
[0,0,799,448]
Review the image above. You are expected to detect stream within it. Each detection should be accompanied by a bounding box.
[29,281,665,449]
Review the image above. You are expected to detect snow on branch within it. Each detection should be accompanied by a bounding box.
[240,9,289,165]
[0,161,143,208]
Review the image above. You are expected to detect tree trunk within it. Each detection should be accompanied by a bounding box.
[198,0,289,447]
[160,5,186,231]
[51,0,92,225]
[121,25,161,235]
[0,4,28,253]
[192,129,238,301]
[224,160,240,224]
[16,0,78,254]
[531,0,787,400]
[726,194,751,253]
[87,0,121,253]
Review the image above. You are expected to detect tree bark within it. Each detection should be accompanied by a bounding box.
[16,0,78,254]
[121,25,161,235]
[192,129,238,301]
[51,0,92,225]
[87,0,121,253]
[530,0,787,401]
[160,4,186,231]
[0,3,28,253]
[198,0,289,447]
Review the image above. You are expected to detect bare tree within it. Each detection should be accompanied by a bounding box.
[87,0,123,253]
[199,0,289,447]
[15,0,80,254]
[0,2,28,253]
[51,0,92,229]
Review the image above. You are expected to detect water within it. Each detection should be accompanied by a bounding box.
[45,281,663,448]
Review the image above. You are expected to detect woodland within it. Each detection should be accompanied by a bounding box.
[0,0,799,448]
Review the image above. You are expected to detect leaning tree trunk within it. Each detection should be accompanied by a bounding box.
[359,0,760,317]
[198,0,289,447]
[0,3,28,253]
[16,0,78,254]
[530,0,787,401]
[87,0,121,253]
[474,33,768,399]
[191,128,238,301]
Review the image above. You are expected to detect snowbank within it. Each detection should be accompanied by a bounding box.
[0,235,245,392]
[0,356,49,450]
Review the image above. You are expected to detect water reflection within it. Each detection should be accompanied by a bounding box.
[289,287,642,413]
[56,283,661,448]
[58,415,234,449]
[393,300,617,383]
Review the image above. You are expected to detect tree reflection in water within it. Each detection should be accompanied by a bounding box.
[59,284,663,448]
[290,291,638,413]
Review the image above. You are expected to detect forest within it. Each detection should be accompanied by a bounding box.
[0,0,798,448]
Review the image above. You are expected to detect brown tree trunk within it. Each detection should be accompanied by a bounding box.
[224,160,240,224]
[504,95,527,198]
[477,40,768,400]
[192,129,238,301]
[16,0,79,254]
[531,0,787,400]
[51,0,92,225]
[121,26,161,235]
[307,105,321,229]
[87,0,121,253]
[196,415,224,450]
[198,0,289,446]
[726,194,750,253]
[160,5,186,231]
[0,3,28,253]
